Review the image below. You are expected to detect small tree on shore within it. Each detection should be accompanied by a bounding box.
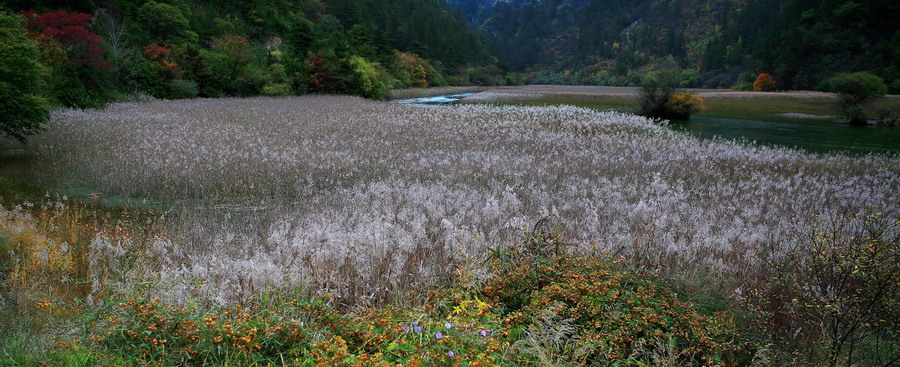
[638,71,704,120]
[753,73,776,91]
[638,71,675,118]
[825,72,887,125]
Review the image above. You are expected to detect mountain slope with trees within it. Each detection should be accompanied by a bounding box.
[448,0,899,92]
[1,0,506,140]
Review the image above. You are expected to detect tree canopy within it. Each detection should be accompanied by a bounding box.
[0,12,50,143]
[448,0,899,91]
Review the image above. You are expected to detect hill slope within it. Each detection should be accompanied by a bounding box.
[448,0,900,90]
[2,0,498,107]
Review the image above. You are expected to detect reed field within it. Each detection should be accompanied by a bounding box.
[1,95,898,365]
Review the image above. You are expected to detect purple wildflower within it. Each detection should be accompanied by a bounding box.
[448,351,455,357]
[435,331,443,339]
[480,329,488,337]
[414,326,422,333]
[412,322,419,328]
[402,325,410,332]
[444,322,453,329]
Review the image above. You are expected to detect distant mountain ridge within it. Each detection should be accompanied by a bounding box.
[448,0,734,71]
[447,0,900,91]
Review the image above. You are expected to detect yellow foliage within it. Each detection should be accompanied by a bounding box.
[664,92,705,118]
[0,200,160,326]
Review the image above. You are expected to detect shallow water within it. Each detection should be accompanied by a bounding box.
[671,115,900,155]
[392,93,475,105]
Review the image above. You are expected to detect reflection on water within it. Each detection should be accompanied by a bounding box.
[671,115,900,155]
[392,93,475,105]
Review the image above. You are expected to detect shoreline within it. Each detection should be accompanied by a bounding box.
[390,85,899,123]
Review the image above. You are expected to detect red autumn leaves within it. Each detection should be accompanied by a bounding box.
[24,10,111,71]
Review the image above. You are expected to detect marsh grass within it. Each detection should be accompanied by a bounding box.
[1,95,893,309]
[3,232,746,366]
[0,95,896,365]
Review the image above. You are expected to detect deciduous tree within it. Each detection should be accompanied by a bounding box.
[138,1,194,44]
[24,10,110,71]
[753,73,777,92]
[0,12,50,143]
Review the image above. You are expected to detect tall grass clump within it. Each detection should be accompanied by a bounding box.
[0,197,166,362]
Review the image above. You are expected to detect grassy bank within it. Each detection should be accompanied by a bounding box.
[463,85,900,122]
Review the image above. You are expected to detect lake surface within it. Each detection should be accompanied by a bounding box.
[672,115,900,155]
[394,94,900,155]
[392,93,475,105]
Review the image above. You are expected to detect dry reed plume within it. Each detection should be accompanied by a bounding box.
[3,95,896,307]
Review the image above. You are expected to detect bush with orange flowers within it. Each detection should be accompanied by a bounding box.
[753,73,777,92]
[484,232,739,365]
[24,233,745,366]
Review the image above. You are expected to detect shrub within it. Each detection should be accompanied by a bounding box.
[261,83,291,96]
[838,95,868,125]
[12,220,743,366]
[679,69,702,88]
[664,92,705,120]
[753,73,777,92]
[825,72,887,125]
[638,71,675,119]
[826,72,888,101]
[639,72,703,120]
[890,79,900,95]
[40,292,512,366]
[485,234,740,365]
[166,79,198,99]
[393,52,443,88]
[348,56,387,99]
[875,108,896,125]
[747,211,899,366]
[731,81,754,91]
[0,12,50,143]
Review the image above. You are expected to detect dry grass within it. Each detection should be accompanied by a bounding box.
[466,85,900,120]
[1,95,897,309]
[464,85,843,102]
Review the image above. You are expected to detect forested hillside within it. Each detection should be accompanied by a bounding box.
[705,0,899,91]
[0,0,501,116]
[448,0,900,92]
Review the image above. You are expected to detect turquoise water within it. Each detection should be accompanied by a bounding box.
[392,93,475,105]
